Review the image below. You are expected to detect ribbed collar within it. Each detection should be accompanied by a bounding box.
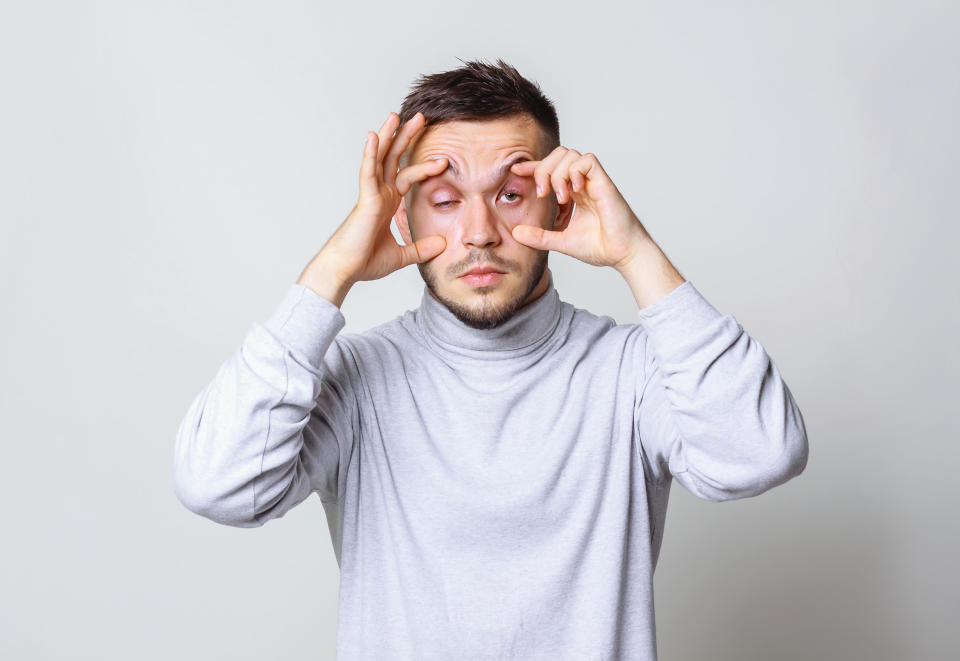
[416,269,563,355]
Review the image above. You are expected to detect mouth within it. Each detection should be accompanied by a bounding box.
[459,266,506,287]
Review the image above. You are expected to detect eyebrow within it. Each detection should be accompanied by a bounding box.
[441,155,533,185]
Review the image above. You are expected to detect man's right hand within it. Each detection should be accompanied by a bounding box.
[297,111,449,307]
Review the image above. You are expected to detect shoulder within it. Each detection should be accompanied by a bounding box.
[328,310,418,371]
[562,299,647,347]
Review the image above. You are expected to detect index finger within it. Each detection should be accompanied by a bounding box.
[396,157,449,196]
[384,112,429,186]
[509,160,540,175]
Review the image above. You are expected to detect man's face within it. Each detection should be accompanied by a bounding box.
[397,114,565,330]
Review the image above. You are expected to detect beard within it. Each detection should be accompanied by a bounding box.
[417,248,549,330]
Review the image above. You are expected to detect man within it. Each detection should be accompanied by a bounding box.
[173,58,809,660]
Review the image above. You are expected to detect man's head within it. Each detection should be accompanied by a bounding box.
[394,58,574,330]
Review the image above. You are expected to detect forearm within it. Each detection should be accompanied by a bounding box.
[173,283,349,526]
[631,267,809,499]
[614,236,687,310]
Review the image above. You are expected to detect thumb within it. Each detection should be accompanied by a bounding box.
[400,234,447,267]
[512,224,564,252]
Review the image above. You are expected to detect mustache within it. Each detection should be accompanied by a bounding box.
[450,252,515,277]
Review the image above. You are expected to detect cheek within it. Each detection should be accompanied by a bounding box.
[509,182,550,221]
[414,214,446,235]
[504,196,550,230]
[408,199,447,234]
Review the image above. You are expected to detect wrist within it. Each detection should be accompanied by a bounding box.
[613,233,660,277]
[615,238,686,310]
[297,253,354,308]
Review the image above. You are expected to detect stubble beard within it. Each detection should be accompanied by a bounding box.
[418,248,549,330]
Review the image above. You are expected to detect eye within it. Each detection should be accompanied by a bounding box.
[432,190,522,209]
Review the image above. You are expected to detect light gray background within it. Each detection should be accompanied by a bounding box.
[2,1,957,659]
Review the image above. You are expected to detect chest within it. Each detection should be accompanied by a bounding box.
[351,343,638,502]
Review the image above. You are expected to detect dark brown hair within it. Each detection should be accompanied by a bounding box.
[398,57,560,165]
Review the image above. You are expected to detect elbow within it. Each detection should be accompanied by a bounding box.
[750,423,810,494]
[768,401,810,481]
[683,426,809,502]
[742,392,811,495]
[172,467,264,529]
[172,408,265,528]
[780,424,809,480]
[758,433,809,491]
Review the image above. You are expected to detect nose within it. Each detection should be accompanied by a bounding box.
[459,197,502,250]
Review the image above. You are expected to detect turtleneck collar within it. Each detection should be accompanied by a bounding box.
[415,269,563,356]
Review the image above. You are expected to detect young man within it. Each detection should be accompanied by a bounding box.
[173,58,809,660]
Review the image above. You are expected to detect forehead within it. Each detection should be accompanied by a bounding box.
[407,115,543,166]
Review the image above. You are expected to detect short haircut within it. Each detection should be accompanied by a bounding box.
[397,57,560,168]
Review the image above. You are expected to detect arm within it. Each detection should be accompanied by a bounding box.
[172,283,358,527]
[172,110,450,526]
[502,142,808,500]
[631,277,809,501]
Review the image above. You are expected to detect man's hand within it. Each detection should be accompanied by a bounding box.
[508,147,652,270]
[298,111,448,306]
[509,146,686,309]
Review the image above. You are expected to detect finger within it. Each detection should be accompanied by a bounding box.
[569,161,585,193]
[395,157,449,196]
[570,153,607,193]
[511,223,568,254]
[510,160,540,176]
[551,150,583,204]
[532,146,569,199]
[384,112,426,187]
[375,112,401,178]
[398,233,446,268]
[359,131,380,200]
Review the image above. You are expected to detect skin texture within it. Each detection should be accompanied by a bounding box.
[395,114,574,329]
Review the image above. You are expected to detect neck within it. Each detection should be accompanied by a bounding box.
[417,268,562,354]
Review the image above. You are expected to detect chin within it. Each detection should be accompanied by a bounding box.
[418,253,548,330]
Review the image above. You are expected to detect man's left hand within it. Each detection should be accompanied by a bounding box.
[509,146,650,270]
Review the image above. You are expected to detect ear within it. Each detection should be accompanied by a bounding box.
[395,194,414,244]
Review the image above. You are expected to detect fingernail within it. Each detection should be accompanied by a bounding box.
[537,184,543,196]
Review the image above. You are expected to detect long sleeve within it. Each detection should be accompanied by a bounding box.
[632,280,809,501]
[173,283,359,527]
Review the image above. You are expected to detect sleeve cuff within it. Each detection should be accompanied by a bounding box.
[636,280,730,361]
[263,283,347,366]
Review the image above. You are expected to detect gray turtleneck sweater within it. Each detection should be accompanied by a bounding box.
[173,269,808,660]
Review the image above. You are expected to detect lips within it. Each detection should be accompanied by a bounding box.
[460,270,505,287]
[460,265,505,277]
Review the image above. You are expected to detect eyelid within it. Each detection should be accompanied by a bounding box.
[432,190,522,208]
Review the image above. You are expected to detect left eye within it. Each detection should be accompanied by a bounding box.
[501,191,521,203]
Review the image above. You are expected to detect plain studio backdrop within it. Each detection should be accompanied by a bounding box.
[1,1,957,659]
